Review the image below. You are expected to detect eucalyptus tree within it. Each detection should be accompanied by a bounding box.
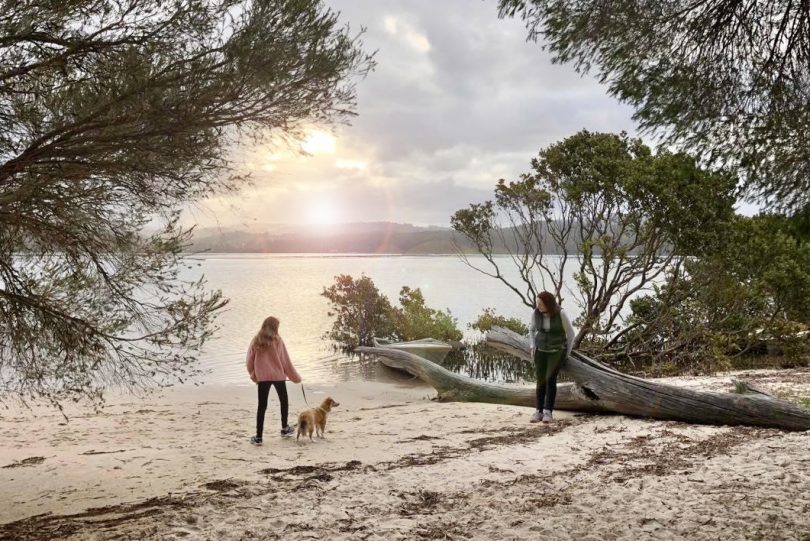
[498,0,810,213]
[451,131,736,350]
[0,0,372,407]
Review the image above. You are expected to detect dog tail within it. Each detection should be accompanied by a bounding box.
[297,417,307,441]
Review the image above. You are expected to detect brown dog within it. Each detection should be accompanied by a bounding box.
[297,397,339,441]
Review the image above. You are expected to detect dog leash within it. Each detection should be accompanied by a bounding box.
[301,383,310,406]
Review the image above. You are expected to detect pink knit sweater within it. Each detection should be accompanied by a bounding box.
[246,336,302,383]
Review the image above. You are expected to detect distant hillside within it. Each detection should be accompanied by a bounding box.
[188,222,580,254]
[189,222,466,254]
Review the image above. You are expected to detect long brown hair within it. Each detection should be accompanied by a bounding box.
[536,291,560,314]
[254,316,280,349]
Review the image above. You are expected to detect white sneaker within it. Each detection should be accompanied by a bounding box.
[530,410,542,423]
[542,410,553,424]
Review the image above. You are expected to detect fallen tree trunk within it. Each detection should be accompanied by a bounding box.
[355,346,610,413]
[357,328,810,431]
[485,327,810,431]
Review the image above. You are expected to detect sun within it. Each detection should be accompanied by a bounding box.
[301,130,337,155]
[308,200,340,226]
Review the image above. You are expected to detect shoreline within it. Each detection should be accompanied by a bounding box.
[1,369,809,539]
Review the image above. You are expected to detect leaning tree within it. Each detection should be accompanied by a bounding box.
[358,329,810,431]
[0,0,372,408]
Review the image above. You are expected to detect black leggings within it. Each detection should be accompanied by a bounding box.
[534,349,564,412]
[256,380,288,439]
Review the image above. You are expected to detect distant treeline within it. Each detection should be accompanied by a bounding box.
[189,222,584,254]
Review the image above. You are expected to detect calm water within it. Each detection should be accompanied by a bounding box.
[184,254,588,386]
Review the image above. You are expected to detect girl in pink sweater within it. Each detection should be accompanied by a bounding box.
[246,316,302,445]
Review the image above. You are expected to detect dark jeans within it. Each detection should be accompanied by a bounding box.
[534,349,563,412]
[256,380,288,439]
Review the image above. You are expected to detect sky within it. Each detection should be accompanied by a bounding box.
[185,0,661,230]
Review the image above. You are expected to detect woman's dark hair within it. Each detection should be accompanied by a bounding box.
[536,291,560,314]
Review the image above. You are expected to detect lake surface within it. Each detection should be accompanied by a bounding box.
[184,254,593,386]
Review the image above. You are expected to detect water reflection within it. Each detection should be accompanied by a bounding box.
[439,342,532,383]
[327,351,422,384]
[187,255,586,385]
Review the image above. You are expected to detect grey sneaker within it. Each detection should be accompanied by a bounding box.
[542,411,553,424]
[530,410,542,423]
[250,436,263,446]
[280,425,295,437]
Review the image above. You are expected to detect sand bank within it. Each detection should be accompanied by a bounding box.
[1,369,809,540]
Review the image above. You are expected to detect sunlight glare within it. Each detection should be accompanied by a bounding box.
[308,200,340,226]
[301,130,337,155]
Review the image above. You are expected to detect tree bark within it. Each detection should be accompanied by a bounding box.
[359,327,810,431]
[355,346,610,413]
[485,327,810,430]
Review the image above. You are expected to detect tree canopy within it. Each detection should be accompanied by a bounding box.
[451,130,736,349]
[499,0,810,212]
[0,0,372,407]
[623,215,810,373]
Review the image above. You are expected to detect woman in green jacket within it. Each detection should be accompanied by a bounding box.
[528,291,575,424]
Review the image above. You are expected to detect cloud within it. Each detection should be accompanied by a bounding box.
[383,15,398,35]
[382,14,431,52]
[190,0,639,228]
[335,159,368,170]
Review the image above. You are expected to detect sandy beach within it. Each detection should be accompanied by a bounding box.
[2,369,810,540]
